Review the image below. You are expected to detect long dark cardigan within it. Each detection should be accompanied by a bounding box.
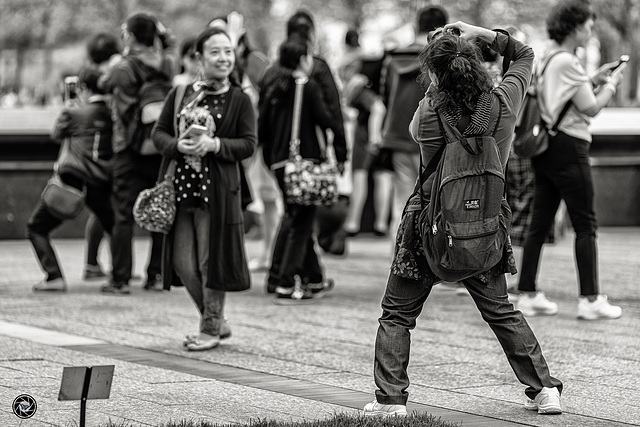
[152,84,256,291]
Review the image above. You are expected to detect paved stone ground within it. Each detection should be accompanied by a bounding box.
[0,228,638,426]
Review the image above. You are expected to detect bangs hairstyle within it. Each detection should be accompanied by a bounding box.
[419,33,494,112]
[546,0,597,44]
[195,27,232,55]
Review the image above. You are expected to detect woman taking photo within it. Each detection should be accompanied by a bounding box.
[364,22,563,417]
[152,27,256,351]
[516,0,625,320]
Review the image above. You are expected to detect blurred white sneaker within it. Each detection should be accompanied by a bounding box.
[32,278,67,292]
[577,295,622,320]
[517,292,558,316]
[524,387,562,414]
[363,400,407,417]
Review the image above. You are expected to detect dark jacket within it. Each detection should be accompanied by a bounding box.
[260,56,348,165]
[152,84,256,292]
[258,70,334,169]
[51,96,113,186]
[380,43,426,153]
[99,50,173,153]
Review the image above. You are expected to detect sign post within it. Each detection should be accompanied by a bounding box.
[59,365,114,427]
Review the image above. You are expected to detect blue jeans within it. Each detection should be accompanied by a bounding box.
[172,205,225,336]
[520,132,598,296]
[373,272,563,404]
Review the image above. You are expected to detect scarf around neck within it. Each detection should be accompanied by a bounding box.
[439,91,492,135]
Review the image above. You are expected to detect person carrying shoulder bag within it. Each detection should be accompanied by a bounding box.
[516,0,625,320]
[27,68,115,292]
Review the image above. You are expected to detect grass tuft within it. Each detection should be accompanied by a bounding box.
[104,411,461,427]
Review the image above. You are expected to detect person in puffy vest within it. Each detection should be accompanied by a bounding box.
[364,22,564,418]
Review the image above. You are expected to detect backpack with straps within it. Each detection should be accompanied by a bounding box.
[513,51,572,158]
[126,57,173,155]
[418,96,512,282]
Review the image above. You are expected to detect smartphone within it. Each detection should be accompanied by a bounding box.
[611,54,630,71]
[63,76,79,102]
[179,124,208,139]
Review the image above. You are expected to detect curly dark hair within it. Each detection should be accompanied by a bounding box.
[418,33,494,112]
[546,0,596,44]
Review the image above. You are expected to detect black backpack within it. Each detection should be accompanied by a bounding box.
[126,57,173,155]
[513,51,572,158]
[418,96,512,282]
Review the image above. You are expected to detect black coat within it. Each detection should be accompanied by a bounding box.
[152,85,256,291]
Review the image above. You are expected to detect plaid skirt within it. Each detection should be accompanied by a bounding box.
[506,153,554,247]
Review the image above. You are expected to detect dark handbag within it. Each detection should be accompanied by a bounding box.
[283,75,339,206]
[513,52,572,158]
[41,139,86,219]
[133,160,177,234]
[41,173,86,219]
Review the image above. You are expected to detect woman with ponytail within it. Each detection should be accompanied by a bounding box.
[364,22,564,417]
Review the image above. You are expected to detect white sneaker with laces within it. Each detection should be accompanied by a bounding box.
[363,400,407,417]
[516,291,558,316]
[577,295,622,320]
[524,387,562,414]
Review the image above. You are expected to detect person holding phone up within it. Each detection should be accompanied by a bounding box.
[516,0,626,320]
[152,26,256,351]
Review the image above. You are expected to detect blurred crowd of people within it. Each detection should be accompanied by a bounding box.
[23,0,627,417]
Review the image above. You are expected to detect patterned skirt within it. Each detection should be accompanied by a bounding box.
[390,193,518,285]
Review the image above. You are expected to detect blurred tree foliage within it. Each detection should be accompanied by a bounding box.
[0,0,637,103]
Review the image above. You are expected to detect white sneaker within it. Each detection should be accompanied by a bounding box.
[577,295,622,320]
[517,292,558,316]
[32,278,67,292]
[363,400,407,417]
[524,386,562,414]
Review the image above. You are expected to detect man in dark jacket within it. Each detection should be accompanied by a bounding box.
[28,68,115,292]
[98,12,176,294]
[380,6,447,241]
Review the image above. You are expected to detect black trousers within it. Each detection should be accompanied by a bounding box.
[27,175,114,281]
[110,148,162,284]
[268,169,323,288]
[519,131,599,296]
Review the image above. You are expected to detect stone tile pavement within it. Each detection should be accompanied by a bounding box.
[0,228,638,426]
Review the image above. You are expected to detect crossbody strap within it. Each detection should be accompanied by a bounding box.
[289,74,308,160]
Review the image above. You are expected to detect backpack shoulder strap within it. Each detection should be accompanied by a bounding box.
[536,51,573,130]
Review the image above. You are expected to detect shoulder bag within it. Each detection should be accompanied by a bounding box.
[41,139,86,219]
[283,74,339,206]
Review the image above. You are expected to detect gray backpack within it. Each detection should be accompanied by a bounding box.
[418,97,512,282]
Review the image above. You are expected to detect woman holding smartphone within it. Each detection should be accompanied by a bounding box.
[152,27,256,350]
[516,0,626,320]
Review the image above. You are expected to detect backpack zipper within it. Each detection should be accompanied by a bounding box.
[446,228,499,247]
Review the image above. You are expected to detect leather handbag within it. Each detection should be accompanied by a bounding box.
[283,74,339,207]
[133,160,177,234]
[41,139,86,219]
[41,174,86,219]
